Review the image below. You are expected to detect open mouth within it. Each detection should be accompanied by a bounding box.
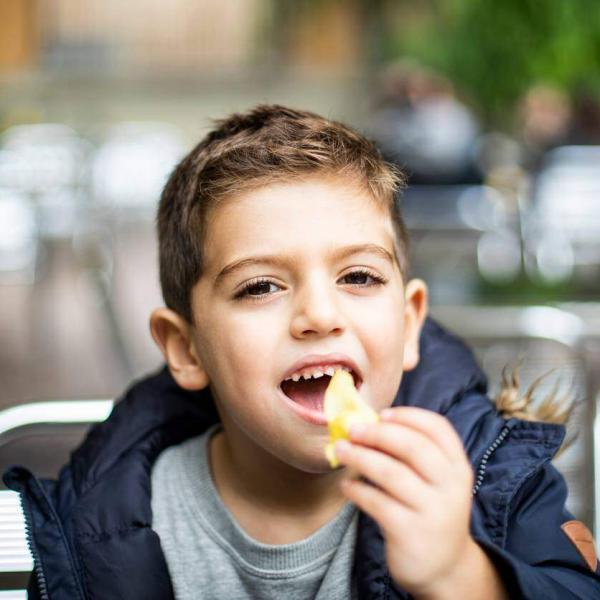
[280,370,361,413]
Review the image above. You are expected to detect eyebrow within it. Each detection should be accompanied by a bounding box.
[215,243,396,285]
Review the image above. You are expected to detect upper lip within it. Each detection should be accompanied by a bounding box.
[280,353,362,387]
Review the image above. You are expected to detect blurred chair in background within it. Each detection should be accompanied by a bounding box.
[522,145,600,291]
[0,121,186,408]
[92,121,185,219]
[0,399,113,594]
[0,190,37,285]
[431,304,598,537]
[399,184,518,303]
[89,121,186,376]
[0,124,112,407]
[370,60,482,186]
[0,124,90,240]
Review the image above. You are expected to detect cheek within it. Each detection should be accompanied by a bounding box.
[352,296,406,400]
[361,320,406,376]
[206,310,281,384]
[354,294,405,351]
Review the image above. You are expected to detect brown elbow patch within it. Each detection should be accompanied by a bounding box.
[561,520,598,572]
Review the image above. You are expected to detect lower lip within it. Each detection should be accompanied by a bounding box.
[277,387,328,426]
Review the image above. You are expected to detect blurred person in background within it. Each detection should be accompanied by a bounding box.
[369,60,482,185]
[517,83,600,172]
[517,84,573,172]
[569,86,600,145]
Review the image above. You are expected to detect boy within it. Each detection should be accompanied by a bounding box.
[5,105,599,599]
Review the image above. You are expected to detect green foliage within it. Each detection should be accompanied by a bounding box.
[386,0,600,126]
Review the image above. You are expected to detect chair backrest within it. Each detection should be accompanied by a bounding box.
[430,304,599,538]
[0,400,113,593]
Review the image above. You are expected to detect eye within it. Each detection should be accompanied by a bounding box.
[340,268,386,287]
[234,277,281,301]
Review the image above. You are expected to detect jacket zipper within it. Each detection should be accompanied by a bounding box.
[472,424,511,496]
[378,423,513,598]
[18,491,50,600]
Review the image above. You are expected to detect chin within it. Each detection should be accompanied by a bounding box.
[283,449,337,475]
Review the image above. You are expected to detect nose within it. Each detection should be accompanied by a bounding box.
[289,276,345,339]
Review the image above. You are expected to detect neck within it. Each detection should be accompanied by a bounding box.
[209,428,350,544]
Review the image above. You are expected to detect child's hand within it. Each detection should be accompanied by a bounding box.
[334,407,505,599]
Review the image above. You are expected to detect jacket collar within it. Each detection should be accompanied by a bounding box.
[70,367,219,497]
[395,318,489,413]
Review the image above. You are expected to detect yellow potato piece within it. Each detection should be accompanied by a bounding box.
[324,370,378,468]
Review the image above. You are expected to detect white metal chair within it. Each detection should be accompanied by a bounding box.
[0,400,113,593]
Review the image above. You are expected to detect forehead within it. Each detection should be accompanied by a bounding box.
[202,177,397,272]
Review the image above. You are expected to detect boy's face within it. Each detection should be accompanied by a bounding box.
[186,176,426,473]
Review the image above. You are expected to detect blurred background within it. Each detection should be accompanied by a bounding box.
[1,0,600,591]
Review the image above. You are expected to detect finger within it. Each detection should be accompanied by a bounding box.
[335,440,427,509]
[347,421,449,484]
[340,476,410,533]
[379,406,466,459]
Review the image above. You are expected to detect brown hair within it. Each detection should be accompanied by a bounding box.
[157,104,408,322]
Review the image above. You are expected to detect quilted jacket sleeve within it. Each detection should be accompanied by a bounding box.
[475,461,600,599]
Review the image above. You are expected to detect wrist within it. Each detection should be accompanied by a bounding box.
[412,539,508,600]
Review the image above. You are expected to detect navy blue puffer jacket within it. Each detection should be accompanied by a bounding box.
[4,319,600,598]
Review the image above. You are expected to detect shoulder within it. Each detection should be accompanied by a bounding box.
[464,409,567,547]
[151,430,208,503]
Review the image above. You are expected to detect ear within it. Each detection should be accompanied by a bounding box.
[402,279,428,372]
[149,307,210,390]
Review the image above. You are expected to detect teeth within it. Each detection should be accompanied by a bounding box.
[284,363,353,382]
[300,369,323,380]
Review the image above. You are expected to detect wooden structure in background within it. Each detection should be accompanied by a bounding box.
[0,0,38,69]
